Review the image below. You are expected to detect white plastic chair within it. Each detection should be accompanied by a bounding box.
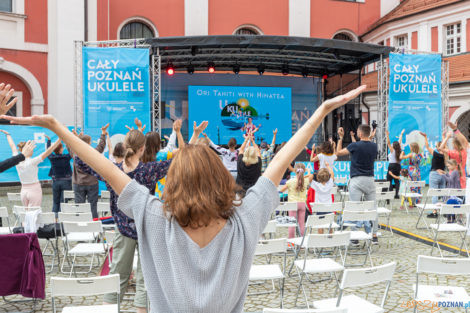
[262,220,277,239]
[12,205,41,227]
[100,190,111,201]
[97,202,110,217]
[61,203,92,214]
[375,191,395,236]
[0,207,12,234]
[339,203,377,267]
[61,221,106,276]
[19,212,60,273]
[399,181,425,213]
[263,308,347,313]
[413,255,470,313]
[248,238,287,308]
[63,190,75,203]
[448,188,467,197]
[430,204,470,257]
[275,202,301,236]
[294,232,351,308]
[7,192,21,202]
[374,181,389,191]
[58,212,96,274]
[51,274,120,313]
[313,262,396,313]
[415,188,448,230]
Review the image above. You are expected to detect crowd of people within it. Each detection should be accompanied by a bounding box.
[0,81,469,312]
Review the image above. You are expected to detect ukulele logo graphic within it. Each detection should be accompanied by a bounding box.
[220,98,269,130]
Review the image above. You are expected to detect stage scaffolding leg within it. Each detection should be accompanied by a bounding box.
[442,60,450,130]
[74,41,84,130]
[377,55,389,161]
[152,50,162,135]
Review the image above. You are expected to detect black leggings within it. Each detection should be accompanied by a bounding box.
[387,163,401,197]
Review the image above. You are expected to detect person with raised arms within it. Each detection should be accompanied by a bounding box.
[0,85,366,313]
[337,124,379,244]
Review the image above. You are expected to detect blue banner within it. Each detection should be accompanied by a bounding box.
[389,53,442,183]
[297,161,389,186]
[0,125,68,182]
[188,86,292,144]
[82,47,151,142]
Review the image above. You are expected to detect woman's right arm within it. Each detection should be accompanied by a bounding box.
[1,115,131,195]
[239,134,250,155]
[448,121,469,150]
[420,132,434,155]
[263,85,366,186]
[0,130,18,154]
[385,130,393,152]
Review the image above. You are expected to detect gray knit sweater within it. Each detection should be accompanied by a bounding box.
[117,176,279,313]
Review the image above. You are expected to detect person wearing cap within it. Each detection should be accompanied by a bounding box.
[260,128,277,173]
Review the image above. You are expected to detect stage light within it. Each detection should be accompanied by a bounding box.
[257,64,265,75]
[208,62,215,73]
[233,64,240,75]
[322,74,328,80]
[282,64,289,76]
[301,68,309,78]
[187,64,194,75]
[166,63,175,76]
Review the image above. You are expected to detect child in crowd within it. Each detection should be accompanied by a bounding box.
[311,140,337,169]
[279,163,314,238]
[389,168,412,210]
[308,162,335,234]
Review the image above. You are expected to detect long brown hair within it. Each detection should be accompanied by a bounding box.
[163,145,242,229]
[392,141,401,162]
[142,131,161,163]
[123,130,146,167]
[294,163,306,192]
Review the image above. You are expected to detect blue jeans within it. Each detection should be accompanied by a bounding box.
[73,183,99,218]
[52,179,72,213]
[429,171,446,204]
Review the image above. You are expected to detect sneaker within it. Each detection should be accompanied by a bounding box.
[350,240,360,246]
[372,236,379,245]
[394,195,400,199]
[427,212,438,219]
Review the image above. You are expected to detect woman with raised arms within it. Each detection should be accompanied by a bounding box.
[1,85,366,313]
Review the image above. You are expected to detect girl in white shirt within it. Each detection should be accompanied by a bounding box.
[311,140,337,169]
[1,130,59,207]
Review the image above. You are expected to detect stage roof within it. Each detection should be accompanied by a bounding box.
[145,35,394,77]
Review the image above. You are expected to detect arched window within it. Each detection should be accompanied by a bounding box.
[120,21,154,39]
[333,33,353,41]
[233,25,263,35]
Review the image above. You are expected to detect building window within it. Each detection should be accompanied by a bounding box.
[395,35,408,49]
[333,33,353,41]
[445,23,461,56]
[0,0,12,13]
[120,21,154,39]
[234,27,260,35]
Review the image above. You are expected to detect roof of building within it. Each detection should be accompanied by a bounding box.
[362,0,465,37]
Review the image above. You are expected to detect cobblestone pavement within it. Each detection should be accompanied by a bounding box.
[0,186,469,312]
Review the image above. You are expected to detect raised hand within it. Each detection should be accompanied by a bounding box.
[0,114,57,129]
[273,128,278,135]
[320,85,366,113]
[448,121,457,131]
[101,123,110,135]
[419,132,427,137]
[0,129,10,136]
[22,140,36,156]
[134,118,146,132]
[0,84,18,116]
[173,119,182,132]
[350,130,355,137]
[338,127,345,138]
[193,121,208,134]
[44,134,51,140]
